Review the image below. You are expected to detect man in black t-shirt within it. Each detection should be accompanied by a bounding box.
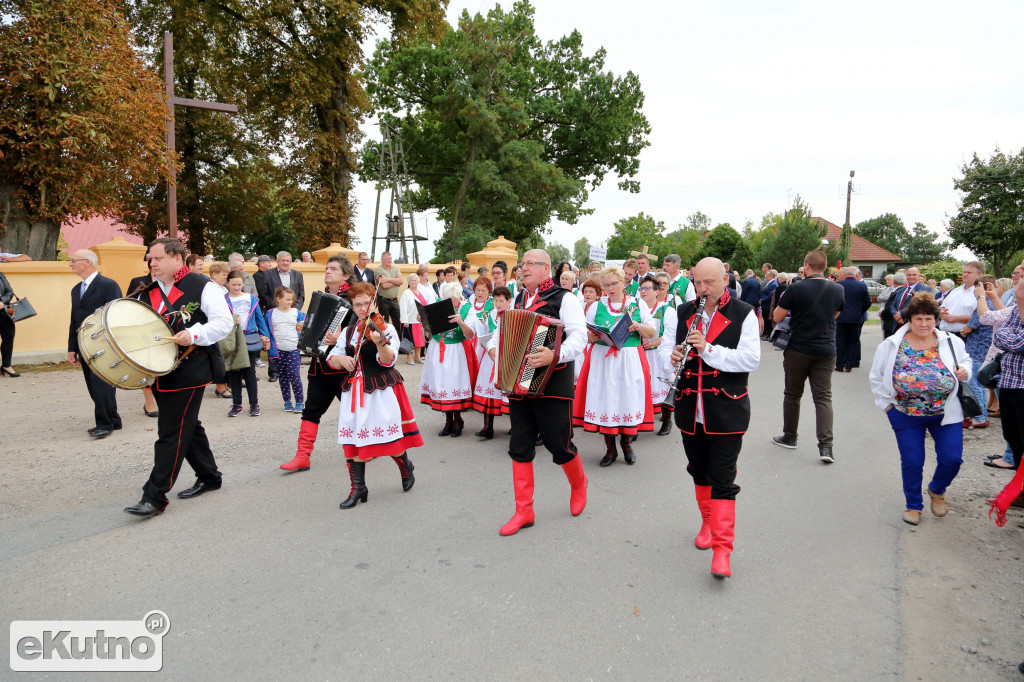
[770,250,845,463]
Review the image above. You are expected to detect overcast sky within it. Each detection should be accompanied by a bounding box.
[349,0,1023,262]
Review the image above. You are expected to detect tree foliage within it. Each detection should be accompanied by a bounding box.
[695,224,756,271]
[546,242,571,267]
[605,212,701,267]
[918,259,965,283]
[853,213,949,264]
[0,0,169,259]
[573,237,591,268]
[125,0,448,255]
[949,148,1024,276]
[362,1,651,261]
[757,197,845,272]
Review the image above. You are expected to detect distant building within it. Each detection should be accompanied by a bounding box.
[60,216,142,256]
[812,217,901,279]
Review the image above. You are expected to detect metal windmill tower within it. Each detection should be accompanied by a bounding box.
[371,121,425,263]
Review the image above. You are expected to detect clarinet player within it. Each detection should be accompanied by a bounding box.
[659,258,760,579]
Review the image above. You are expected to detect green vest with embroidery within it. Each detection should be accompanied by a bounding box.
[669,275,690,302]
[650,301,669,337]
[468,297,493,326]
[626,279,639,297]
[593,298,643,348]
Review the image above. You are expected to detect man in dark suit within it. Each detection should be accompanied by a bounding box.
[886,267,930,330]
[353,252,375,284]
[834,267,872,372]
[67,249,123,438]
[253,254,276,312]
[739,269,761,307]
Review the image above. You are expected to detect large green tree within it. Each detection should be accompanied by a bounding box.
[757,197,845,272]
[605,213,665,260]
[0,0,169,259]
[949,148,1024,276]
[573,237,591,268]
[853,213,909,259]
[905,221,950,263]
[362,1,651,261]
[695,224,756,271]
[126,0,448,254]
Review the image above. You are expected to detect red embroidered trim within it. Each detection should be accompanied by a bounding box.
[537,278,554,293]
[717,290,731,308]
[173,265,189,282]
[338,282,351,293]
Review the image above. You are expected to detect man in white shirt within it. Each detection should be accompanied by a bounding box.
[939,261,983,333]
[659,257,760,579]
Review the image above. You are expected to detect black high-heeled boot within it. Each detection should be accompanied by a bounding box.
[621,434,636,465]
[393,452,415,492]
[451,411,464,437]
[476,413,494,439]
[438,412,454,437]
[339,460,368,509]
[657,409,673,436]
[599,435,618,467]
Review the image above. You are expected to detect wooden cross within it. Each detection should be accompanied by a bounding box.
[163,32,238,240]
[629,244,659,262]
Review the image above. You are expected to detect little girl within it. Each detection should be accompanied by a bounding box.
[226,270,270,417]
[266,284,305,411]
[266,286,306,412]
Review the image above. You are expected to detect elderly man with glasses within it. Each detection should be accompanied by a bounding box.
[486,250,589,536]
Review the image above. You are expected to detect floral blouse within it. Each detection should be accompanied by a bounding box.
[892,340,956,416]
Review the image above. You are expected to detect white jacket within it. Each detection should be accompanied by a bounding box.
[868,325,973,425]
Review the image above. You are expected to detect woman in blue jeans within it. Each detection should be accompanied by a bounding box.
[870,292,972,525]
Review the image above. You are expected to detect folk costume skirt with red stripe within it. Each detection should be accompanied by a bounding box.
[420,338,479,411]
[472,348,509,415]
[338,378,423,461]
[572,343,654,435]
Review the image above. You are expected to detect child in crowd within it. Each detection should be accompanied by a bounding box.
[266,286,306,412]
[226,270,269,417]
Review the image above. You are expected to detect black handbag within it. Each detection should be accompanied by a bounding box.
[770,317,791,350]
[977,352,1002,390]
[7,293,36,322]
[947,338,983,419]
[244,330,263,352]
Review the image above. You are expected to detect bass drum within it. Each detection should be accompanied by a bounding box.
[77,298,178,389]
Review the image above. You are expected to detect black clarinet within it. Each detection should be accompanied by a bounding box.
[659,296,708,408]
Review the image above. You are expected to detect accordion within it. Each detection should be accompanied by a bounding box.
[298,290,353,359]
[495,309,563,397]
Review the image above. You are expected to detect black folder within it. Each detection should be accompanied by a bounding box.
[416,298,457,337]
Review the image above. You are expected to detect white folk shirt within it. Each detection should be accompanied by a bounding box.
[158,279,234,346]
[938,284,978,333]
[657,300,760,425]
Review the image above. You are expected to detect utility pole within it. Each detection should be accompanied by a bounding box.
[843,170,855,256]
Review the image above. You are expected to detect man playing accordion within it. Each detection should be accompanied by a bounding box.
[659,258,760,579]
[486,249,589,536]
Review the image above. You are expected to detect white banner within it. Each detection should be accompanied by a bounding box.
[588,246,607,262]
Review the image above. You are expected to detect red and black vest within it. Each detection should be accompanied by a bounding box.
[673,296,754,435]
[138,270,215,391]
[513,279,574,400]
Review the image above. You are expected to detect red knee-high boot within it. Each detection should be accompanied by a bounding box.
[499,461,535,536]
[709,498,735,578]
[281,420,317,471]
[560,454,588,516]
[694,485,712,550]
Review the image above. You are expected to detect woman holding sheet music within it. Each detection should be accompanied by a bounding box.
[572,265,656,466]
[419,281,478,437]
[471,284,513,438]
[638,274,675,434]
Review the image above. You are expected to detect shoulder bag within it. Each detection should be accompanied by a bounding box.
[770,278,831,351]
[946,337,983,419]
[977,352,1002,390]
[8,293,36,322]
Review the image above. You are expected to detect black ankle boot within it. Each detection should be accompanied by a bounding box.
[621,434,636,465]
[393,452,415,492]
[438,412,453,437]
[657,409,673,436]
[476,413,494,439]
[339,460,368,509]
[451,412,464,437]
[600,435,618,467]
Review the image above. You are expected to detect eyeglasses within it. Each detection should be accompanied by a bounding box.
[522,261,547,267]
[601,281,623,290]
[638,286,654,292]
[69,258,91,263]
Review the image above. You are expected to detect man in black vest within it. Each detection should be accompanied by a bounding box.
[486,249,589,536]
[661,257,760,579]
[124,238,234,518]
[68,249,124,438]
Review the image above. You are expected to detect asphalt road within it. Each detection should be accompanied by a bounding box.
[3,327,909,679]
